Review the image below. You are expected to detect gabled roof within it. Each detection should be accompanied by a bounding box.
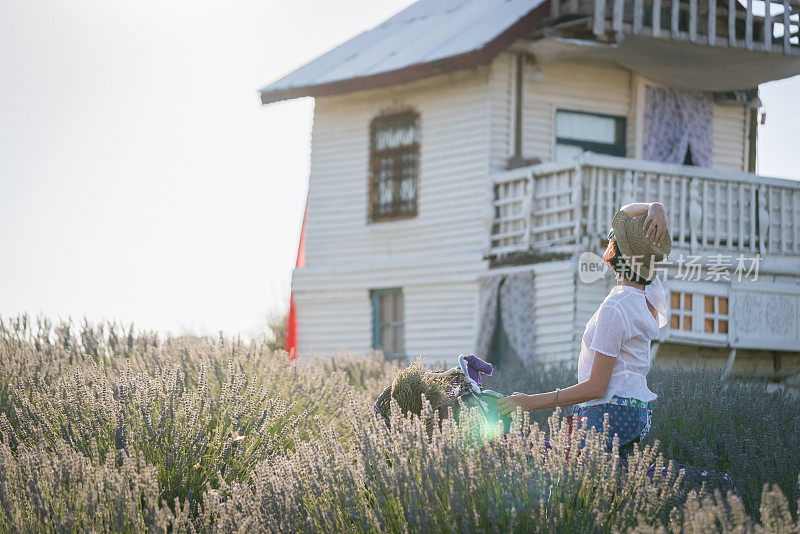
[260,0,548,104]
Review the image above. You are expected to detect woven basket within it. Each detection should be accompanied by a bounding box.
[373,367,473,430]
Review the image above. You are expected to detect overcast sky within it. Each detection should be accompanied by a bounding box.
[1,0,798,337]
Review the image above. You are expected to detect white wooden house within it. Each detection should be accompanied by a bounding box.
[261,0,800,382]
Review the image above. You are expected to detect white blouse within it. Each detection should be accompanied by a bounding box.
[576,276,667,407]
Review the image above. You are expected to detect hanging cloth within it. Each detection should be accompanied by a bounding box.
[643,86,713,167]
[475,275,503,359]
[498,271,537,367]
[285,198,308,359]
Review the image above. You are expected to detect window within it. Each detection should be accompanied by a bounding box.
[369,110,419,221]
[670,291,693,331]
[371,288,404,360]
[669,291,729,337]
[703,295,729,335]
[554,110,626,162]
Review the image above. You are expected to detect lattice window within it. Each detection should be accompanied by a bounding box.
[371,288,404,360]
[669,292,693,331]
[669,290,730,339]
[369,110,419,221]
[703,295,729,335]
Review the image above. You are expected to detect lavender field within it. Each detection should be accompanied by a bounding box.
[0,315,798,533]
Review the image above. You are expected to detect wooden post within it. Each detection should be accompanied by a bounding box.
[727,183,733,249]
[729,0,737,47]
[701,180,708,247]
[746,0,754,49]
[587,167,597,240]
[523,174,534,249]
[596,170,606,238]
[764,0,773,51]
[621,170,634,207]
[606,170,614,228]
[594,0,607,36]
[634,0,644,33]
[679,177,687,245]
[672,0,680,38]
[485,182,496,254]
[708,0,716,45]
[781,187,788,254]
[573,164,583,245]
[794,189,799,254]
[750,185,757,252]
[783,0,791,53]
[653,0,662,36]
[689,0,698,41]
[689,178,702,254]
[738,184,745,251]
[758,187,770,255]
[714,182,721,247]
[614,0,625,40]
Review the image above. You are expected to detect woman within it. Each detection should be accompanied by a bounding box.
[497,201,671,458]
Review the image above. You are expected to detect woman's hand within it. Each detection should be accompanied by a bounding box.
[643,202,668,246]
[497,392,534,415]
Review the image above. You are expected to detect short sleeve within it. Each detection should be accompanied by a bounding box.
[589,304,627,358]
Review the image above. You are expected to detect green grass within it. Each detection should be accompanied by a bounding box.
[0,315,798,533]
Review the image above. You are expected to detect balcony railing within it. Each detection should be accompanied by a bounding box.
[552,0,800,55]
[488,153,800,258]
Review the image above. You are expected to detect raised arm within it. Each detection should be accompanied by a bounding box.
[620,201,668,247]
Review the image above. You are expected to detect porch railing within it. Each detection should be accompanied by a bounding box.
[488,153,800,257]
[552,0,800,55]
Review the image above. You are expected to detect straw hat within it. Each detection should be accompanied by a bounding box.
[610,210,672,282]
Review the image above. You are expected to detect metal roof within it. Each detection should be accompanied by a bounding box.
[260,0,548,104]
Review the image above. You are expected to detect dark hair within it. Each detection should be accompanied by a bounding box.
[602,240,652,285]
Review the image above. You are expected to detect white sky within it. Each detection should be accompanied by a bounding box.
[1,0,798,337]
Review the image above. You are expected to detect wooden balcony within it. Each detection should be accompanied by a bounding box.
[551,0,800,55]
[487,153,800,266]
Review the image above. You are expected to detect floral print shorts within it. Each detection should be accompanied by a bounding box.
[570,396,653,450]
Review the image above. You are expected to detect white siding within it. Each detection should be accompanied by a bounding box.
[488,53,516,172]
[522,59,634,164]
[294,69,491,360]
[532,261,577,364]
[489,55,636,171]
[292,52,754,362]
[573,275,614,355]
[713,104,748,170]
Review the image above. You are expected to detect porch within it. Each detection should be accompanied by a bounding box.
[487,152,800,263]
[487,153,800,369]
[550,0,800,55]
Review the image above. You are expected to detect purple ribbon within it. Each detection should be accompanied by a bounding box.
[465,354,493,385]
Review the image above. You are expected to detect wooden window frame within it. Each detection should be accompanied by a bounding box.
[555,109,627,158]
[703,295,729,336]
[669,291,694,332]
[667,286,730,344]
[368,110,420,222]
[370,288,405,360]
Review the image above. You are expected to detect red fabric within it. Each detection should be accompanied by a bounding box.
[285,294,298,359]
[285,199,308,359]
